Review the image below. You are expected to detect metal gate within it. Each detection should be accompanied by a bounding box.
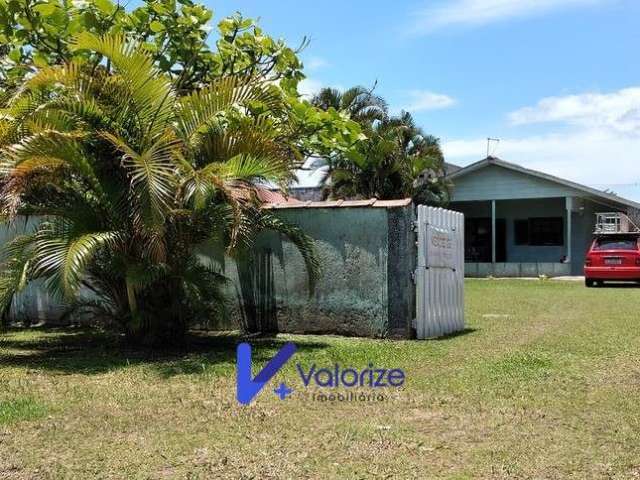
[415,205,465,339]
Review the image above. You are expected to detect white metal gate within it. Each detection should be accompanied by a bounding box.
[415,206,465,339]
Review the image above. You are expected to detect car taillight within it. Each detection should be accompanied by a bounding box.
[585,257,593,266]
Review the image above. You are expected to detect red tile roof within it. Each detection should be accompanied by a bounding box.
[256,188,302,205]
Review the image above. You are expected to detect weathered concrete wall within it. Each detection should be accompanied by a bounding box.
[465,262,570,277]
[0,218,67,324]
[3,204,417,337]
[386,206,415,337]
[222,203,416,338]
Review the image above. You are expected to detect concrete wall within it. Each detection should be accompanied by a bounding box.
[0,218,67,324]
[2,205,417,337]
[465,262,570,277]
[289,187,323,201]
[222,204,415,338]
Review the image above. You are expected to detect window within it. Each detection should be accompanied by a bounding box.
[514,220,529,245]
[593,236,639,251]
[464,218,492,262]
[529,217,563,246]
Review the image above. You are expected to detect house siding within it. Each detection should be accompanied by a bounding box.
[451,164,583,202]
[448,162,631,276]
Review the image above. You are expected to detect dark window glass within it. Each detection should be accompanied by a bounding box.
[529,217,563,246]
[594,236,639,250]
[514,220,529,245]
[464,218,491,262]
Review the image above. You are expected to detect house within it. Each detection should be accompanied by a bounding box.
[287,157,327,201]
[447,156,640,277]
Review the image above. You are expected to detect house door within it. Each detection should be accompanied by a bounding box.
[464,218,506,262]
[465,218,491,262]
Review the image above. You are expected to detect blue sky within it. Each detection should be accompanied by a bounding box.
[211,0,640,200]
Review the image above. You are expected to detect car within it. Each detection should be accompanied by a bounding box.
[584,234,640,287]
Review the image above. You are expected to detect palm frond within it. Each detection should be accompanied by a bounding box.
[2,131,105,188]
[100,130,179,232]
[0,244,32,320]
[71,33,175,145]
[210,153,291,184]
[176,76,286,143]
[31,218,120,299]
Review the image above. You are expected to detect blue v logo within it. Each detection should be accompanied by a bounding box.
[236,342,297,405]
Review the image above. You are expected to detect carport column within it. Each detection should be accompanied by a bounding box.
[491,199,496,264]
[565,196,572,263]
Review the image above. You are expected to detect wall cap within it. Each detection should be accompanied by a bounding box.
[263,198,413,209]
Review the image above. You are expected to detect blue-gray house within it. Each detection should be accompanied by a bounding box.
[447,156,640,277]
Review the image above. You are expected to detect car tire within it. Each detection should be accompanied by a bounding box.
[585,278,596,288]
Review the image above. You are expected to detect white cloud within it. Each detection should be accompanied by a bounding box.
[297,78,324,98]
[305,57,329,71]
[442,85,640,196]
[401,90,457,112]
[410,0,606,33]
[297,78,346,99]
[509,87,640,135]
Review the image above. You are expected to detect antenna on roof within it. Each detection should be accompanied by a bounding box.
[487,137,500,158]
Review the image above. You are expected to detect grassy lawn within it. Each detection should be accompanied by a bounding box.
[1,280,640,479]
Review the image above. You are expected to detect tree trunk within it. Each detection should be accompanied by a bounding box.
[123,279,188,347]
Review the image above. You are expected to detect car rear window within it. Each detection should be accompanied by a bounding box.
[593,236,639,250]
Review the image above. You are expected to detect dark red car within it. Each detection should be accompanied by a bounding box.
[584,234,640,287]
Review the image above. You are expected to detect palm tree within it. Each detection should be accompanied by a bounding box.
[327,111,449,202]
[311,86,387,126]
[309,86,387,194]
[310,88,448,203]
[0,34,318,343]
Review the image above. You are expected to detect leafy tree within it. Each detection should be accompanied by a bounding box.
[0,30,361,343]
[311,85,387,125]
[0,2,366,341]
[0,0,306,93]
[0,0,365,185]
[313,86,449,203]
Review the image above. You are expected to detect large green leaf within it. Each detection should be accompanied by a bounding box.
[30,219,120,298]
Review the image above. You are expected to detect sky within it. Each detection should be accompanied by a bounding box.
[210,0,640,201]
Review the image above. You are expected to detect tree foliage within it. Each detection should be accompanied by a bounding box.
[0,0,305,92]
[312,86,450,204]
[0,3,364,341]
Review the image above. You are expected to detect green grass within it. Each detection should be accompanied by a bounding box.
[0,398,47,425]
[1,279,640,479]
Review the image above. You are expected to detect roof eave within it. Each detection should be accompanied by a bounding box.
[446,157,640,211]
